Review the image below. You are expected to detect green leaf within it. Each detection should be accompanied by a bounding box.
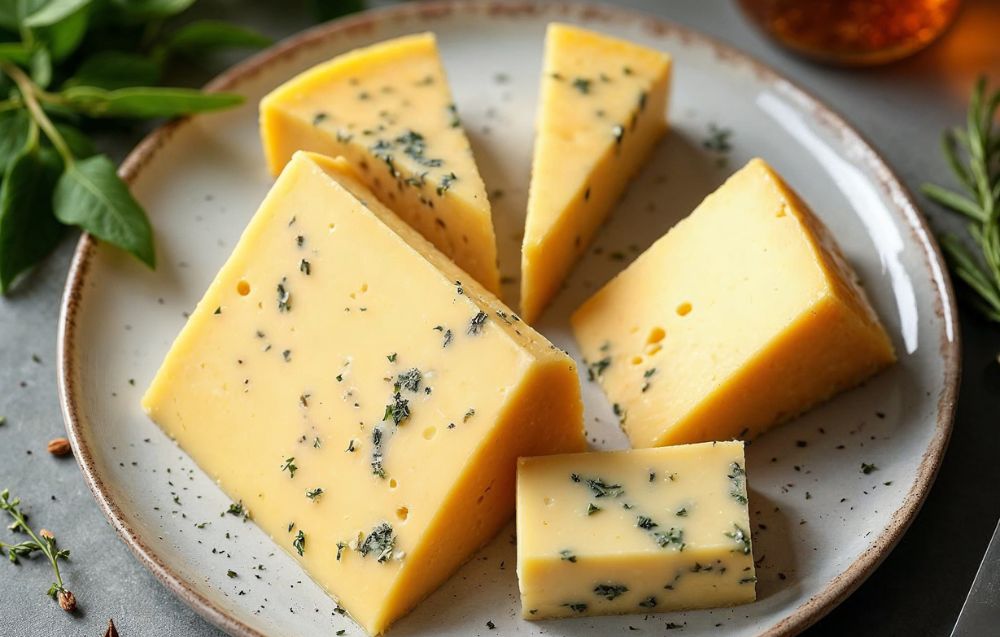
[0,109,32,175]
[23,0,91,27]
[29,46,52,88]
[53,122,95,158]
[60,85,243,119]
[109,0,195,19]
[0,145,65,293]
[307,0,365,22]
[34,5,89,61]
[166,20,271,56]
[0,43,31,64]
[53,154,154,267]
[921,183,985,222]
[0,0,46,30]
[64,51,161,90]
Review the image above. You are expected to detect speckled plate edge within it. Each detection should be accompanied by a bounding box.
[55,2,962,636]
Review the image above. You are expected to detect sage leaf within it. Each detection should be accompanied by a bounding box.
[60,85,243,119]
[23,0,92,27]
[0,110,32,175]
[30,47,52,89]
[0,146,65,292]
[65,51,161,90]
[53,154,154,267]
[166,20,272,55]
[110,0,196,19]
[34,6,89,61]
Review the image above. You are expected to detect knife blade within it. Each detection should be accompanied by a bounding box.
[951,517,1000,637]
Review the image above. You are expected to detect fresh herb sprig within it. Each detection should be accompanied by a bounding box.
[0,489,74,611]
[0,0,272,293]
[922,77,1000,323]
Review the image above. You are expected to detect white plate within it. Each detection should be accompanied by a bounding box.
[58,2,960,636]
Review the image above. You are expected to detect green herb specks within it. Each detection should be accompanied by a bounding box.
[559,549,577,563]
[281,457,297,478]
[571,77,592,94]
[468,311,488,335]
[396,368,422,393]
[306,488,324,501]
[359,522,396,563]
[292,530,305,556]
[276,278,291,312]
[383,393,410,426]
[571,474,624,498]
[725,523,752,555]
[593,583,628,600]
[586,357,611,381]
[562,602,587,613]
[728,462,748,504]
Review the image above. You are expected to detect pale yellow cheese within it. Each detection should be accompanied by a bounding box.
[260,33,501,294]
[572,158,896,448]
[517,441,755,619]
[142,152,585,635]
[520,23,671,323]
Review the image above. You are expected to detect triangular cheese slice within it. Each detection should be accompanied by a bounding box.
[520,24,671,323]
[261,33,501,294]
[142,152,585,635]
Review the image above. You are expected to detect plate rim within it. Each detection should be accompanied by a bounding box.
[55,2,962,636]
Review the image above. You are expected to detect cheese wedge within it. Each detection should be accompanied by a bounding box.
[520,23,671,323]
[572,158,895,448]
[260,33,501,295]
[142,152,585,635]
[517,441,756,619]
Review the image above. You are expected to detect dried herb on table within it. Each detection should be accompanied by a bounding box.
[0,489,74,611]
[922,77,1000,326]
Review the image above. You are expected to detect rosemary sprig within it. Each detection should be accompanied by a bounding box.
[0,489,74,612]
[922,77,1000,323]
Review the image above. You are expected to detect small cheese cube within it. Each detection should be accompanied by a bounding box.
[521,23,672,322]
[516,441,756,619]
[261,33,501,294]
[572,158,895,448]
[142,152,585,635]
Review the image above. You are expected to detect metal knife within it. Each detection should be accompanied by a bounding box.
[951,518,1000,637]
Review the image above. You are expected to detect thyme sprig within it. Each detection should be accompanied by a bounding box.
[922,77,1000,323]
[0,489,74,611]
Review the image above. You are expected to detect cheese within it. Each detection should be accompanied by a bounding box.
[142,152,585,635]
[516,441,755,619]
[572,158,895,448]
[260,33,501,295]
[520,23,671,323]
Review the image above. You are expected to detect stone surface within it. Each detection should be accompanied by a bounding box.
[0,1,997,636]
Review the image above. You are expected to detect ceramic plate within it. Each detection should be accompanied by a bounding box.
[57,2,960,636]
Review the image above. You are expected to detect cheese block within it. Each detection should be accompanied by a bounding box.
[520,23,671,323]
[260,33,501,295]
[517,441,756,619]
[142,151,586,635]
[572,158,896,448]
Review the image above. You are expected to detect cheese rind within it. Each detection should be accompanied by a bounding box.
[572,158,895,448]
[142,152,585,635]
[520,23,671,323]
[260,33,501,294]
[516,441,756,619]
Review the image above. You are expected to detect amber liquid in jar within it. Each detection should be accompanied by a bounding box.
[738,0,961,65]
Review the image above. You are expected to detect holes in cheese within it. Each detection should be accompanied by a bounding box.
[572,158,895,448]
[260,33,501,295]
[516,441,756,620]
[141,151,585,635]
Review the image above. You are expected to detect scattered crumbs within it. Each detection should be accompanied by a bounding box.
[795,440,807,448]
[861,463,878,474]
[486,620,496,630]
[227,569,237,578]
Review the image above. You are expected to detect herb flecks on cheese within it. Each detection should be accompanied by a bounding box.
[261,33,501,294]
[516,441,755,620]
[521,23,672,322]
[141,152,585,635]
[572,158,895,448]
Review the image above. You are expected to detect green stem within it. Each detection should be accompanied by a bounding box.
[0,62,74,166]
[1,498,66,592]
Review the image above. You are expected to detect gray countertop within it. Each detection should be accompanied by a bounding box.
[1,1,998,636]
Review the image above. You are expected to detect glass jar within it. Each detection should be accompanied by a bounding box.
[738,0,962,66]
